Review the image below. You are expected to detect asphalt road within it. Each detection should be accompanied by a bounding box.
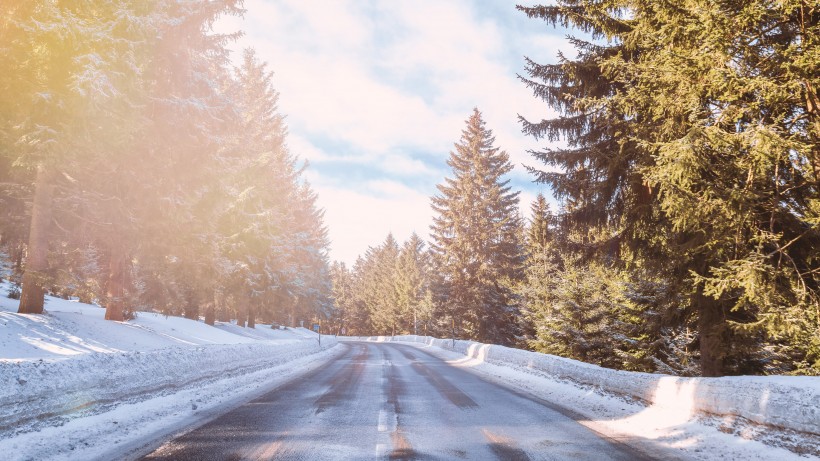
[140,342,655,461]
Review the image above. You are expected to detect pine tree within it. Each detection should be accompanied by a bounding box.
[1,1,152,314]
[517,195,558,347]
[361,234,401,335]
[215,48,331,329]
[395,233,433,335]
[329,261,355,334]
[430,109,524,345]
[97,0,242,322]
[286,181,333,327]
[527,194,553,251]
[346,255,375,335]
[615,0,820,375]
[218,48,291,327]
[519,1,820,375]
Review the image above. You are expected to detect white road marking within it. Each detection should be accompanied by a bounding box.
[375,442,388,457]
[378,408,389,432]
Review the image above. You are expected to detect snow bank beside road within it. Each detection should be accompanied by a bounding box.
[0,345,344,461]
[0,287,337,437]
[345,335,820,444]
[0,340,334,432]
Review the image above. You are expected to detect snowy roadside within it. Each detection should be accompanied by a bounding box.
[0,343,345,461]
[381,338,820,461]
[0,284,346,461]
[0,340,334,433]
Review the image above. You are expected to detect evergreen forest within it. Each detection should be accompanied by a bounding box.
[328,1,820,378]
[1,1,331,328]
[2,1,818,378]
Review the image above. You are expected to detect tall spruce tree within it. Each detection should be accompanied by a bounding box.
[329,261,355,335]
[1,1,153,315]
[519,1,820,375]
[395,233,433,335]
[346,255,376,335]
[527,194,553,251]
[430,109,524,345]
[516,194,558,346]
[613,0,820,375]
[98,0,242,322]
[285,181,332,327]
[218,49,331,329]
[362,234,401,335]
[220,47,293,327]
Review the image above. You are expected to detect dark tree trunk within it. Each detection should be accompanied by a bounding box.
[697,287,725,377]
[247,304,255,329]
[18,165,55,314]
[215,291,230,322]
[236,297,246,328]
[13,243,23,273]
[204,299,216,326]
[184,304,198,320]
[104,245,126,321]
[183,288,198,320]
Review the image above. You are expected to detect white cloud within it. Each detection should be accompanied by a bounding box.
[288,134,330,163]
[314,183,433,265]
[215,0,571,263]
[364,179,420,198]
[379,153,440,177]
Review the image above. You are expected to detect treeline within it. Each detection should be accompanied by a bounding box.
[338,1,819,378]
[0,2,331,327]
[330,110,524,345]
[329,233,433,337]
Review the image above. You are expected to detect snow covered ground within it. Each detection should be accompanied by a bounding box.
[0,283,342,461]
[2,282,818,460]
[349,336,820,461]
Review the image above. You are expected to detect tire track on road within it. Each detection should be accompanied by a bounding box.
[482,428,531,461]
[380,346,419,460]
[410,359,478,409]
[313,344,369,414]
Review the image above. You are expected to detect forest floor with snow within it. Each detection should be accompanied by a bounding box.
[0,282,818,460]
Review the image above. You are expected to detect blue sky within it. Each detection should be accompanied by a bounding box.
[216,1,571,264]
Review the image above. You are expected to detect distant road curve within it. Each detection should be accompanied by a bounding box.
[140,341,658,460]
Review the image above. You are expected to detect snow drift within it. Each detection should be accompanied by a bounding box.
[344,335,820,437]
[0,288,337,434]
[0,339,334,432]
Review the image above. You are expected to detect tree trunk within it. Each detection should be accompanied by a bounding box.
[104,246,126,321]
[236,297,246,328]
[18,164,55,314]
[183,288,198,320]
[13,243,23,274]
[697,287,725,377]
[204,296,216,326]
[215,290,229,322]
[289,299,296,327]
[247,304,256,329]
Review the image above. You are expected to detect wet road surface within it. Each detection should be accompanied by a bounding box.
[140,342,655,460]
